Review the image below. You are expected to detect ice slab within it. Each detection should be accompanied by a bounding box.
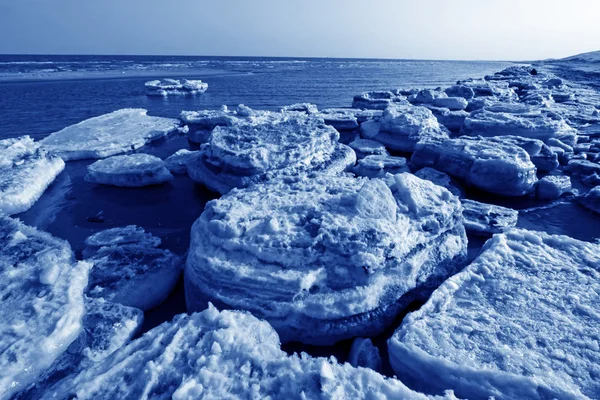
[349,138,389,159]
[537,175,572,200]
[411,136,538,196]
[145,78,208,96]
[414,168,464,197]
[461,199,518,235]
[353,154,409,178]
[41,109,180,161]
[0,217,90,399]
[444,85,475,100]
[318,109,360,131]
[348,337,383,372]
[187,115,355,194]
[0,136,65,215]
[352,90,408,110]
[85,153,174,187]
[42,305,456,400]
[389,229,600,400]
[82,225,161,258]
[578,186,600,215]
[86,244,182,311]
[164,148,199,175]
[185,174,467,345]
[432,97,468,111]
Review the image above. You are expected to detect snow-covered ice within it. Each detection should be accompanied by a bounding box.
[85,153,174,187]
[414,167,464,197]
[348,138,389,159]
[41,109,180,161]
[317,109,360,131]
[187,115,355,194]
[185,174,467,344]
[145,78,208,96]
[389,229,600,400]
[578,186,600,215]
[486,135,559,173]
[0,217,90,399]
[352,90,407,110]
[352,154,409,178]
[537,175,572,200]
[411,136,538,196]
[42,305,456,400]
[444,85,475,100]
[82,225,161,258]
[0,136,65,215]
[432,97,468,111]
[461,199,518,235]
[164,148,199,175]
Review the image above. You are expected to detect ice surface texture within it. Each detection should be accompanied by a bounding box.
[0,217,90,399]
[185,173,467,345]
[187,115,356,194]
[41,109,180,161]
[145,78,207,96]
[412,136,537,196]
[85,153,174,187]
[0,136,65,215]
[43,305,457,400]
[389,229,600,400]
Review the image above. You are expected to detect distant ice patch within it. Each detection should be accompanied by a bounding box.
[145,78,208,96]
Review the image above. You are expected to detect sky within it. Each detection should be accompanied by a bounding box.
[0,0,598,61]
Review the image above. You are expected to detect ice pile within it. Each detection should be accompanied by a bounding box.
[42,305,456,400]
[187,115,355,194]
[145,78,208,96]
[0,217,90,399]
[0,136,65,215]
[185,173,467,345]
[389,229,600,399]
[411,136,538,196]
[85,153,174,187]
[41,109,180,160]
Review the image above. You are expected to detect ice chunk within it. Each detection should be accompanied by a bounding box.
[348,337,383,372]
[432,97,468,111]
[461,199,518,235]
[164,148,199,175]
[375,104,449,152]
[318,109,359,131]
[85,153,174,187]
[0,217,90,399]
[428,107,469,132]
[411,136,537,196]
[185,174,467,344]
[485,135,559,172]
[360,119,381,139]
[411,89,447,104]
[86,243,181,311]
[349,138,389,159]
[352,90,408,110]
[280,103,319,114]
[537,175,572,200]
[187,116,355,194]
[41,109,180,161]
[145,78,208,96]
[353,154,409,178]
[566,159,600,177]
[389,229,600,399]
[42,306,454,400]
[414,167,464,197]
[82,225,161,258]
[444,85,475,99]
[578,186,600,215]
[0,136,65,215]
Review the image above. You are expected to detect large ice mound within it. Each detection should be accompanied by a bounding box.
[185,173,467,345]
[0,217,90,399]
[41,109,180,161]
[145,78,208,96]
[187,115,355,194]
[0,136,65,215]
[85,153,174,187]
[42,305,456,399]
[389,229,600,400]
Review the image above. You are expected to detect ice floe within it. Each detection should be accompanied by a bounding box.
[0,136,65,215]
[389,229,600,400]
[85,153,174,187]
[164,148,199,175]
[537,175,572,200]
[578,186,600,215]
[82,225,161,258]
[352,154,409,178]
[414,167,464,197]
[348,138,389,159]
[185,173,467,344]
[352,90,407,110]
[145,78,208,96]
[41,109,180,161]
[461,199,518,235]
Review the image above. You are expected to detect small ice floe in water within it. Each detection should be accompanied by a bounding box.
[389,229,600,400]
[348,337,382,372]
[352,154,409,178]
[0,217,90,399]
[185,173,467,345]
[85,153,174,187]
[0,136,65,215]
[461,199,518,236]
[41,109,180,161]
[411,136,537,197]
[164,148,199,175]
[187,115,355,194]
[85,239,182,311]
[41,305,457,400]
[578,186,600,215]
[82,225,161,258]
[144,78,208,96]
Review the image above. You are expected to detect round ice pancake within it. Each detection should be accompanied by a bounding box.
[185,173,467,344]
[85,153,173,187]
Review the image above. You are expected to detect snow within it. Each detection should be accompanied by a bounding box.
[164,148,199,175]
[0,136,65,215]
[461,199,518,236]
[145,78,208,96]
[389,229,600,400]
[42,305,457,400]
[83,225,161,258]
[41,109,181,161]
[537,175,572,200]
[578,186,600,215]
[353,154,409,178]
[374,104,449,152]
[0,217,90,399]
[352,90,407,110]
[185,173,467,344]
[187,115,355,194]
[85,153,174,187]
[411,136,538,196]
[85,242,182,311]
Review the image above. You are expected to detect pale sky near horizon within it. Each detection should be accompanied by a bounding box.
[0,0,598,61]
